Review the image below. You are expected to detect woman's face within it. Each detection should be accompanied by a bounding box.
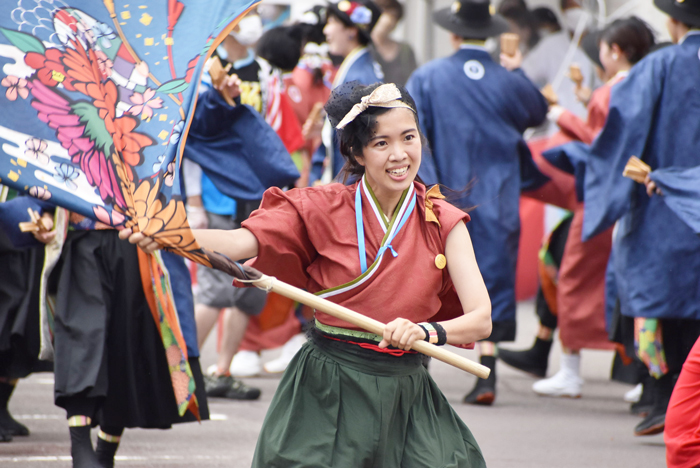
[356,107,421,198]
[324,15,357,57]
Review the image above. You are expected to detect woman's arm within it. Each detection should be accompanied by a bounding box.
[378,220,492,350]
[439,221,492,344]
[119,226,259,261]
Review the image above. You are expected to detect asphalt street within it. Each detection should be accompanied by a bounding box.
[1,300,666,467]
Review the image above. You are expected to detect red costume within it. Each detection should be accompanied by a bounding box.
[666,336,700,467]
[240,180,470,332]
[526,73,627,351]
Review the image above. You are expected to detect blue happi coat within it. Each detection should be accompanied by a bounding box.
[310,47,384,183]
[583,33,700,320]
[407,44,547,337]
[184,89,299,201]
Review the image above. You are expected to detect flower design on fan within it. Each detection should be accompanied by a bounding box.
[28,186,52,200]
[128,88,163,120]
[169,121,185,145]
[24,138,50,165]
[92,21,118,50]
[24,48,75,91]
[152,154,166,173]
[53,163,79,191]
[95,50,114,80]
[164,161,176,187]
[93,205,127,229]
[1,76,29,101]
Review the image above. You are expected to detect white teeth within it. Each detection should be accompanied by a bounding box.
[388,167,408,176]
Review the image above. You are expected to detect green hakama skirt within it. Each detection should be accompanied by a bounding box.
[252,331,486,467]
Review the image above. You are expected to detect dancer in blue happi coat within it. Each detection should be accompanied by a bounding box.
[406,0,548,405]
[310,0,384,184]
[580,0,700,436]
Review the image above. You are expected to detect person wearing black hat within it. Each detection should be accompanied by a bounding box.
[572,0,700,438]
[309,0,385,184]
[406,0,548,406]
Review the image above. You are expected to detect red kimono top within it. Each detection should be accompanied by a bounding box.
[555,71,628,145]
[240,179,471,338]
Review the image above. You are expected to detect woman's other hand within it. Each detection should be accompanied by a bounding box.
[378,318,426,351]
[118,228,161,254]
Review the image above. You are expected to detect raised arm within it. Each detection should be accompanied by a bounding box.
[119,226,259,262]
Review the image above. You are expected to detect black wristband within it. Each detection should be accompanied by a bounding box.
[418,322,447,346]
[430,322,447,346]
[417,323,431,342]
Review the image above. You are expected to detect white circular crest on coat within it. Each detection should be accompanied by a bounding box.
[464,60,485,80]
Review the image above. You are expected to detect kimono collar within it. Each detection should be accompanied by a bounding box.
[607,70,629,86]
[233,49,256,70]
[681,30,700,44]
[356,176,416,273]
[334,46,369,88]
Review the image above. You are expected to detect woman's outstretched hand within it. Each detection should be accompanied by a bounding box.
[118,228,161,254]
[378,318,427,351]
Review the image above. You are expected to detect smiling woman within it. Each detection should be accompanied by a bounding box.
[123,81,492,467]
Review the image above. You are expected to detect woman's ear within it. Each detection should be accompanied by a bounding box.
[610,43,624,61]
[354,153,366,167]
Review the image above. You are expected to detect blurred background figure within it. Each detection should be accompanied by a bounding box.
[370,0,417,86]
[520,6,594,137]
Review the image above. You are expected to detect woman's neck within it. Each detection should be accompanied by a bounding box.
[365,177,403,220]
[607,65,630,81]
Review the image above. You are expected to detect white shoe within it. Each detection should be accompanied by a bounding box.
[532,354,583,398]
[263,334,307,374]
[229,350,261,377]
[624,383,643,403]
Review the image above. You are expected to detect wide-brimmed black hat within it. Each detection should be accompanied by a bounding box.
[434,0,510,39]
[581,29,602,68]
[655,0,700,28]
[327,1,382,43]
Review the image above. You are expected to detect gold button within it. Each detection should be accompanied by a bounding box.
[435,254,447,270]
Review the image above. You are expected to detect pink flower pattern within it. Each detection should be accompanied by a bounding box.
[28,186,52,200]
[24,138,50,165]
[164,161,175,187]
[1,76,29,101]
[128,88,163,120]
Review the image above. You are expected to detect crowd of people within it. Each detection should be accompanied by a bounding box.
[2,0,700,466]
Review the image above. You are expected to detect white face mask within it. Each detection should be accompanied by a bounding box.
[231,15,263,46]
[562,8,588,33]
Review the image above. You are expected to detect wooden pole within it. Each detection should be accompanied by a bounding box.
[249,274,491,379]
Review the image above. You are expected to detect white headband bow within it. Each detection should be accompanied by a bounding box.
[335,83,414,130]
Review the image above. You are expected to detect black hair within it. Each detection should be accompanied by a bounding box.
[600,16,655,65]
[256,26,303,71]
[532,7,561,32]
[325,82,421,181]
[376,0,404,20]
[500,6,541,49]
[327,9,372,46]
[294,5,327,45]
